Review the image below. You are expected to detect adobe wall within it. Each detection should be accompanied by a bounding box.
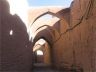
[52,0,96,72]
[44,43,51,66]
[1,0,33,71]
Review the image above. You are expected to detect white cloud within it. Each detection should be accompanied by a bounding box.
[7,0,29,26]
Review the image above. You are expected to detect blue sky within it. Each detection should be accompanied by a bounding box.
[27,0,73,7]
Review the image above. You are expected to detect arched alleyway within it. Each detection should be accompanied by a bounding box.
[1,0,96,72]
